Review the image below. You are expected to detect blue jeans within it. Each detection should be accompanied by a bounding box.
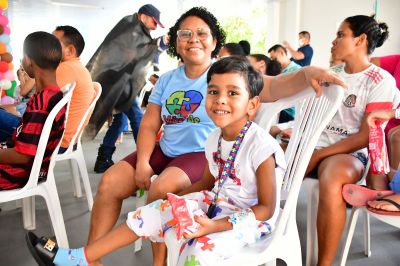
[102,97,143,149]
[0,108,21,141]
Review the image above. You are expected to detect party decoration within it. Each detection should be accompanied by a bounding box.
[0,52,12,62]
[0,0,8,10]
[0,1,16,104]
[0,60,8,72]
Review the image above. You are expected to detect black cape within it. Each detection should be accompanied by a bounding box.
[84,13,158,139]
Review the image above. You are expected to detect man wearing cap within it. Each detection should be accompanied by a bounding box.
[84,4,167,173]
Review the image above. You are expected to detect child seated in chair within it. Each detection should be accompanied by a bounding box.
[0,31,66,190]
[26,56,286,266]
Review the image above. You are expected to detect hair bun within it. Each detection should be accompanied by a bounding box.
[376,22,389,48]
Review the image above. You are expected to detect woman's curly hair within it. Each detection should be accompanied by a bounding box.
[167,7,226,60]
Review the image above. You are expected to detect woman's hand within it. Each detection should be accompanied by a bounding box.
[134,161,154,190]
[303,66,347,97]
[366,109,396,128]
[183,216,229,239]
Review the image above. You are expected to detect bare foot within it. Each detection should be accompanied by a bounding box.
[368,194,400,212]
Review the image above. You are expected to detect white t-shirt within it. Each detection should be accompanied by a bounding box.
[205,122,286,227]
[317,63,398,156]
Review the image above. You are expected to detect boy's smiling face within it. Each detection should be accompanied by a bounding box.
[206,72,259,140]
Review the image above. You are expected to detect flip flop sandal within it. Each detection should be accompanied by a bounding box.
[25,231,57,266]
[342,184,394,207]
[367,198,400,216]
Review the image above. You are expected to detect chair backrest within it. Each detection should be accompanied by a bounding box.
[62,82,102,153]
[21,83,75,192]
[257,85,344,239]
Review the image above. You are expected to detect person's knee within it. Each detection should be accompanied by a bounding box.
[97,171,118,197]
[147,181,170,202]
[390,130,400,145]
[319,165,355,194]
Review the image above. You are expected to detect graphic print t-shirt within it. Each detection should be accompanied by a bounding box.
[149,65,216,157]
[317,64,397,156]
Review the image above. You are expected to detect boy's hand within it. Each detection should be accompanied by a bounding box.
[367,109,396,128]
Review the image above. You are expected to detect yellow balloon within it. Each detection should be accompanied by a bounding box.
[0,0,8,10]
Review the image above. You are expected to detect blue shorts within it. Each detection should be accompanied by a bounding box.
[389,171,400,194]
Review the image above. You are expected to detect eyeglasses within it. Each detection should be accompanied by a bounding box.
[177,28,211,41]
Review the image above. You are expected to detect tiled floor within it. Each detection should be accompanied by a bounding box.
[0,132,399,266]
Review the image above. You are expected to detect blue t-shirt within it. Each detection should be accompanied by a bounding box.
[149,65,216,157]
[292,44,313,66]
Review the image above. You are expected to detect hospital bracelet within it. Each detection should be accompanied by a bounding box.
[395,108,400,120]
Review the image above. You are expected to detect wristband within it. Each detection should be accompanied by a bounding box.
[228,208,265,244]
[228,208,256,231]
[395,109,400,119]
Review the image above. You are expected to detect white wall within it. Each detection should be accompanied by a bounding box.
[298,0,400,67]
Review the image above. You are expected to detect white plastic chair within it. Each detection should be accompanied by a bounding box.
[0,83,75,248]
[164,84,344,266]
[55,82,102,211]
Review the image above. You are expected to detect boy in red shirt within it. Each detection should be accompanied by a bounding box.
[0,31,66,190]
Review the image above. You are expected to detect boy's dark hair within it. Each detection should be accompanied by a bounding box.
[238,40,251,55]
[207,56,263,98]
[168,7,226,59]
[266,59,282,76]
[23,31,62,70]
[222,43,245,56]
[299,31,311,40]
[249,54,270,75]
[55,25,85,56]
[344,15,388,55]
[268,44,287,55]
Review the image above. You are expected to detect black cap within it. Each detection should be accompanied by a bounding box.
[138,4,164,28]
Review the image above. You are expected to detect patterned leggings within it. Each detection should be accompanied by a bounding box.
[126,191,272,266]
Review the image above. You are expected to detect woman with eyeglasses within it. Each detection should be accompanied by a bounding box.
[72,6,345,266]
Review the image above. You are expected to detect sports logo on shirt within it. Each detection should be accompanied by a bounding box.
[343,94,356,108]
[164,90,202,124]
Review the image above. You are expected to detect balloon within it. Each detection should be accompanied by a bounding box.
[0,52,12,62]
[5,80,16,97]
[0,25,4,35]
[0,0,8,10]
[0,60,7,72]
[8,62,13,70]
[0,79,11,90]
[0,43,5,54]
[3,26,9,35]
[3,69,14,80]
[0,96,15,105]
[0,15,8,27]
[0,34,10,44]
